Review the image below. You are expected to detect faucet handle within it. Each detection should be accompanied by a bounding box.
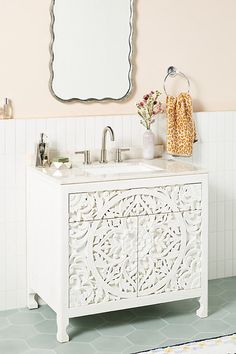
[115,148,130,163]
[75,150,91,165]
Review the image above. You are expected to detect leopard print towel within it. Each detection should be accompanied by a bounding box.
[166,92,197,157]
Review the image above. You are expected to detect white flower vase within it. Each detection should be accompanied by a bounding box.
[143,129,155,160]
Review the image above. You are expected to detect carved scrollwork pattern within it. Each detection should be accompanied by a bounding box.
[138,210,202,297]
[69,184,201,222]
[69,184,202,308]
[69,217,138,308]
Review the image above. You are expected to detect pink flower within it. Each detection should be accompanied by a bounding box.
[143,94,149,101]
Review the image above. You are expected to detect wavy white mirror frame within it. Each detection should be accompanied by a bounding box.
[50,0,133,102]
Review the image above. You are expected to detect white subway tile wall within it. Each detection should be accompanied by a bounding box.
[0,112,234,310]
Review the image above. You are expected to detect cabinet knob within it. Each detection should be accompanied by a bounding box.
[115,148,130,163]
[75,150,91,165]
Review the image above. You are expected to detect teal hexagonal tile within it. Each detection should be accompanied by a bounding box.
[8,312,44,325]
[164,299,198,315]
[35,320,57,334]
[127,329,166,346]
[97,321,135,336]
[37,306,56,320]
[219,277,236,291]
[55,342,95,354]
[220,290,236,302]
[92,335,131,352]
[27,334,57,349]
[164,312,197,325]
[161,324,197,339]
[191,332,224,341]
[122,344,151,354]
[130,316,166,331]
[0,325,37,340]
[0,339,29,354]
[69,327,101,342]
[208,306,229,320]
[208,282,222,296]
[223,326,236,335]
[131,304,168,318]
[25,350,56,354]
[0,309,18,317]
[223,313,236,325]
[70,314,106,329]
[0,317,9,329]
[221,300,236,314]
[101,310,135,323]
[158,338,186,348]
[193,318,230,332]
[208,295,227,309]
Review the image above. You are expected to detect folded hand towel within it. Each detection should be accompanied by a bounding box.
[166,92,197,157]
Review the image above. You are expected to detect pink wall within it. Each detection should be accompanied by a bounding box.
[1,0,236,118]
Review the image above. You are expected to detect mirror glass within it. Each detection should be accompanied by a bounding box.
[50,0,133,102]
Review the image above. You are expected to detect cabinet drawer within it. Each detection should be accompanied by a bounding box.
[69,184,202,222]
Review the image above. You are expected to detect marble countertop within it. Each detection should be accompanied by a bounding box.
[28,158,208,185]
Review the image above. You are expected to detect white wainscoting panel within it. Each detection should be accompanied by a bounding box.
[0,112,235,310]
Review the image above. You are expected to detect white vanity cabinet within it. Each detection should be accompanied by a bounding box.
[27,162,208,343]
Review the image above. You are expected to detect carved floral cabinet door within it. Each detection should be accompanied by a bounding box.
[69,217,138,308]
[137,211,202,297]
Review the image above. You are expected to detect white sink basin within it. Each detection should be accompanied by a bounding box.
[84,162,163,175]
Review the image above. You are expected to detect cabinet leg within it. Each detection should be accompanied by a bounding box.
[196,295,208,318]
[27,291,38,310]
[57,314,69,343]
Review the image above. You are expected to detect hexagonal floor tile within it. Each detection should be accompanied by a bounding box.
[92,335,131,352]
[193,318,230,332]
[164,312,198,325]
[220,290,236,302]
[191,332,224,341]
[164,299,198,315]
[208,283,222,296]
[27,334,57,349]
[0,325,37,340]
[158,338,187,348]
[219,277,236,291]
[131,304,168,318]
[35,320,57,334]
[0,309,18,318]
[70,314,106,330]
[101,309,135,323]
[69,327,101,342]
[208,306,229,320]
[25,350,56,354]
[161,324,197,339]
[0,339,29,354]
[97,321,135,337]
[130,316,166,331]
[8,312,44,325]
[0,317,9,329]
[127,329,166,346]
[55,342,95,354]
[223,313,236,325]
[122,343,153,354]
[208,295,227,309]
[37,306,56,320]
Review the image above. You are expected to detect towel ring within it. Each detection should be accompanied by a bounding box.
[163,66,190,95]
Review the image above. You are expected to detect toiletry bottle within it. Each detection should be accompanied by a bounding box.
[3,98,13,119]
[36,133,50,167]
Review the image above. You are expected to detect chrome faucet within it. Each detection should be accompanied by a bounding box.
[100,126,115,163]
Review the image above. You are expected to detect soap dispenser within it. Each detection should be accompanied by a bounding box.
[36,133,50,167]
[3,98,13,119]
